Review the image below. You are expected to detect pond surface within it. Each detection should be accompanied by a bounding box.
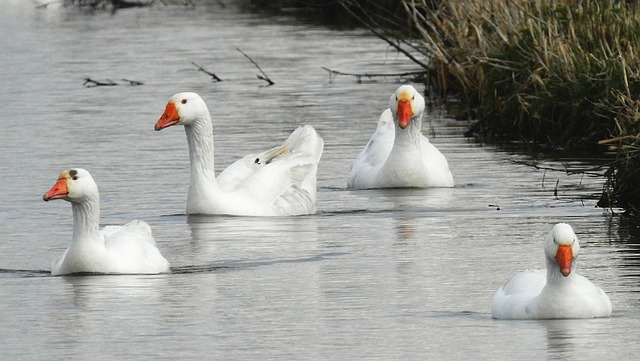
[1,1,639,360]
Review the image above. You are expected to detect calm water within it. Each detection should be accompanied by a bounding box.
[1,1,640,360]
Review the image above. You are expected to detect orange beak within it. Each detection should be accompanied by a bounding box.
[397,100,413,129]
[155,102,180,131]
[43,178,68,202]
[555,245,573,277]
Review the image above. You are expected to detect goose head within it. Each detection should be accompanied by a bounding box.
[155,92,209,130]
[43,168,98,203]
[544,223,580,277]
[389,85,425,129]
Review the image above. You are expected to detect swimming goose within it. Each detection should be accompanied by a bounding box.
[492,223,611,319]
[347,85,453,189]
[43,169,170,275]
[154,92,324,216]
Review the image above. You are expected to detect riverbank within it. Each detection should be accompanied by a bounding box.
[395,0,640,214]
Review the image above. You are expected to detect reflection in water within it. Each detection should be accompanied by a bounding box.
[395,217,417,240]
[45,275,170,357]
[543,320,577,359]
[541,318,615,360]
[378,187,455,213]
[62,274,168,308]
[185,214,321,269]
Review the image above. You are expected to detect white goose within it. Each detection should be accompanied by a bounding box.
[492,223,611,319]
[347,85,453,189]
[154,92,324,216]
[43,169,170,276]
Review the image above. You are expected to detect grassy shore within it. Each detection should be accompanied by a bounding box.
[388,0,640,213]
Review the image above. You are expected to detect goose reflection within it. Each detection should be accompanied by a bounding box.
[46,275,169,346]
[63,274,168,308]
[382,187,453,212]
[541,318,612,358]
[186,215,320,268]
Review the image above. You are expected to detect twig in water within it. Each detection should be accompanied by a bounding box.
[508,158,608,177]
[320,66,425,84]
[35,0,62,8]
[122,78,144,86]
[83,78,117,87]
[191,61,223,82]
[236,47,274,85]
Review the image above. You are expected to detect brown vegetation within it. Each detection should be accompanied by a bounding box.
[341,0,640,213]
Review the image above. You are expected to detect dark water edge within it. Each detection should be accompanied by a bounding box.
[236,0,403,29]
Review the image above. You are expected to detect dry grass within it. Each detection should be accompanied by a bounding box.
[390,0,640,212]
[401,1,638,140]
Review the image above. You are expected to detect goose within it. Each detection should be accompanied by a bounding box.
[43,169,170,275]
[491,223,611,319]
[347,85,453,189]
[154,92,324,216]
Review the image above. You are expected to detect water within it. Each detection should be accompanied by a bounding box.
[1,1,639,360]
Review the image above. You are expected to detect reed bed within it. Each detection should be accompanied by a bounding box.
[388,0,640,212]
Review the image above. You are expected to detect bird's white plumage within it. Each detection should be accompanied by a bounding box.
[155,92,323,216]
[491,223,611,319]
[347,85,453,189]
[44,169,170,276]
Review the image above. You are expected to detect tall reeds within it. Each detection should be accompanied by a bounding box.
[390,0,640,212]
[400,1,635,141]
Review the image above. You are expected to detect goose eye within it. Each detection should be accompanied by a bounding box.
[181,99,187,104]
[72,176,78,180]
[412,95,415,100]
[395,96,398,101]
[553,238,557,244]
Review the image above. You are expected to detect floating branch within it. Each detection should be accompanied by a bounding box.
[507,159,609,177]
[236,47,274,86]
[45,0,155,10]
[320,66,425,84]
[35,1,62,8]
[111,0,155,9]
[191,61,223,82]
[83,77,143,87]
[83,78,117,87]
[121,78,144,86]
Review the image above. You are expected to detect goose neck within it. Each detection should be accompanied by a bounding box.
[70,195,101,245]
[184,118,216,179]
[394,117,423,149]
